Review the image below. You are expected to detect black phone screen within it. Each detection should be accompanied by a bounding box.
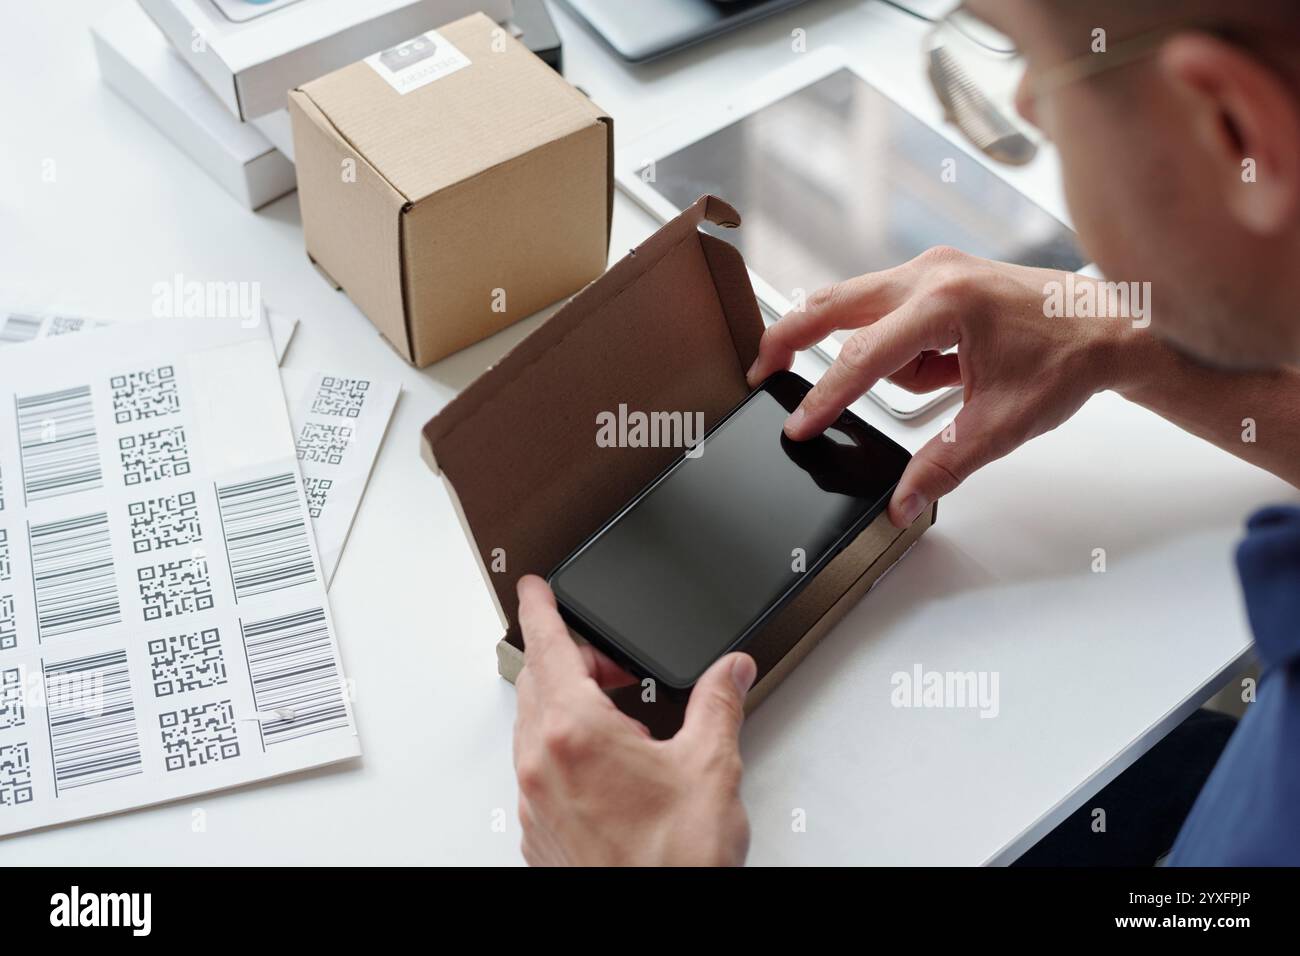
[549,371,911,688]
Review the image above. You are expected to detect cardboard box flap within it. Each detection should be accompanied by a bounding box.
[422,194,764,635]
[297,12,606,204]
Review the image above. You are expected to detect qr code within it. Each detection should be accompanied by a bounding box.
[297,422,353,465]
[0,594,14,651]
[120,426,191,485]
[128,491,201,554]
[49,316,93,336]
[0,741,33,806]
[0,528,9,582]
[111,365,180,423]
[160,700,240,771]
[138,556,214,621]
[148,628,228,697]
[310,376,370,418]
[0,667,23,730]
[304,477,332,518]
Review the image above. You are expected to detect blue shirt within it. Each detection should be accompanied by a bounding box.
[1169,505,1300,865]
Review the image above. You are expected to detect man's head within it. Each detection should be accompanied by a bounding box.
[965,0,1300,368]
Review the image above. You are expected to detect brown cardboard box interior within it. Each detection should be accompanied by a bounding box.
[422,195,934,737]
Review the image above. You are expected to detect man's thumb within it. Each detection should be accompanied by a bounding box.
[680,653,756,746]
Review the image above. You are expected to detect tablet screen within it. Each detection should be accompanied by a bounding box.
[645,68,1086,315]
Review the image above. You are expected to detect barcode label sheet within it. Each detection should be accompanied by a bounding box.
[0,317,359,836]
[282,370,400,585]
[1,308,394,589]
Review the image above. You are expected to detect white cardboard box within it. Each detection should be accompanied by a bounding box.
[93,3,296,210]
[251,107,295,161]
[137,0,514,121]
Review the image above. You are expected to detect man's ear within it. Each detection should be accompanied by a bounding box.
[1159,32,1300,235]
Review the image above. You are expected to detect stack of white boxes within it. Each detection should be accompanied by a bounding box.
[92,0,513,210]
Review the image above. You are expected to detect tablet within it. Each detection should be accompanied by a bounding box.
[617,48,1088,419]
[558,0,812,63]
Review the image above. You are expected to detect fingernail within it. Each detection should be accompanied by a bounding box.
[898,493,928,525]
[783,407,805,436]
[731,655,757,694]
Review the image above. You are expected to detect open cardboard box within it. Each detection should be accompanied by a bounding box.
[421,195,936,736]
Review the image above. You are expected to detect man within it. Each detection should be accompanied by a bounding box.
[510,0,1300,865]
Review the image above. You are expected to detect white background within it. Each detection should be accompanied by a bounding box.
[0,0,1291,865]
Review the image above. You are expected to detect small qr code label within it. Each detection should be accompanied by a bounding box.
[160,700,240,771]
[304,477,332,518]
[0,741,33,806]
[120,426,191,485]
[49,316,91,336]
[0,593,15,651]
[111,365,180,423]
[128,491,201,554]
[0,667,24,730]
[148,628,228,697]
[138,555,214,621]
[311,377,370,418]
[0,528,9,582]
[297,422,353,465]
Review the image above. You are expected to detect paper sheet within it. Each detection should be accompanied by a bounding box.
[0,307,298,364]
[0,308,399,585]
[0,317,359,836]
[282,370,399,586]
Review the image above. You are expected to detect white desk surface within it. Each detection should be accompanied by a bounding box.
[1,0,1290,866]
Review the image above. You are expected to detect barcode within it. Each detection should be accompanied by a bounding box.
[0,314,42,343]
[44,649,142,792]
[29,512,122,640]
[216,473,316,601]
[241,607,348,746]
[16,385,103,502]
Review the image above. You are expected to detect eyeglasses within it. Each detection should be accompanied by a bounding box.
[925,5,1181,166]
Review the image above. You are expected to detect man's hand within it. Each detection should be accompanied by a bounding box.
[512,575,756,866]
[748,247,1124,527]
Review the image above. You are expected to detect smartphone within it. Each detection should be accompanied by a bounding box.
[548,370,911,689]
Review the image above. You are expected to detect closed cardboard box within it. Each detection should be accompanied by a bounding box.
[289,12,612,367]
[422,195,935,736]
